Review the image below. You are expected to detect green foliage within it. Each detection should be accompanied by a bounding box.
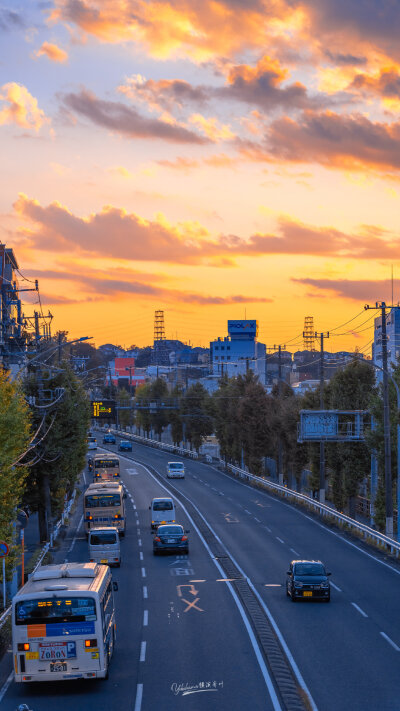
[23,363,90,540]
[116,388,132,428]
[181,383,213,452]
[0,370,31,576]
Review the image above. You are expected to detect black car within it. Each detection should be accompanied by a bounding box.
[153,524,189,555]
[286,560,331,602]
[119,440,132,451]
[87,456,93,472]
[103,433,116,444]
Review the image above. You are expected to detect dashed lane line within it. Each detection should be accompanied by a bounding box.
[380,632,400,651]
[134,683,143,711]
[0,672,13,703]
[290,548,300,556]
[351,602,368,618]
[254,517,261,523]
[143,610,148,626]
[138,539,142,547]
[330,582,342,592]
[67,514,83,554]
[140,552,144,561]
[140,641,147,662]
[143,586,148,599]
[276,537,285,544]
[141,567,146,578]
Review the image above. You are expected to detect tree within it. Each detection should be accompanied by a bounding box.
[238,376,272,475]
[149,378,169,440]
[23,364,90,541]
[181,383,213,452]
[135,383,152,436]
[0,371,31,576]
[116,388,131,428]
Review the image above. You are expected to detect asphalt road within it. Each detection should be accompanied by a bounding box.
[102,436,400,711]
[0,447,278,711]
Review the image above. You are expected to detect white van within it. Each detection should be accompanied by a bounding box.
[89,526,121,567]
[149,498,176,529]
[166,461,185,479]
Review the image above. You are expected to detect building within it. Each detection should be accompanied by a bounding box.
[107,357,146,389]
[210,320,266,382]
[372,306,400,379]
[0,245,24,372]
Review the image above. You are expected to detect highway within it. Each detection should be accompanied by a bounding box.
[1,435,400,710]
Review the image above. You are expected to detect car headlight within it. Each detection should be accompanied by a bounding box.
[320,581,330,588]
[293,581,303,588]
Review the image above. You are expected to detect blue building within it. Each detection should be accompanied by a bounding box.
[210,320,266,382]
[372,306,400,380]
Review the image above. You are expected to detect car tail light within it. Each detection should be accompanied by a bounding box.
[181,535,188,541]
[85,639,97,648]
[114,558,119,561]
[154,537,161,542]
[18,643,30,651]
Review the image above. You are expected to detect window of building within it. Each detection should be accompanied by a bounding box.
[227,346,230,351]
[221,346,225,351]
[227,356,230,360]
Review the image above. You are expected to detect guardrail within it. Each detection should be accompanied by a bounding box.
[103,427,199,459]
[0,489,77,630]
[225,463,400,557]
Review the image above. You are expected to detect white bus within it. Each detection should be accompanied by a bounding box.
[84,482,126,536]
[12,562,118,683]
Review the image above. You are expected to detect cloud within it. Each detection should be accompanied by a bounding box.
[61,88,209,143]
[29,264,270,306]
[349,66,400,108]
[14,194,400,265]
[0,83,50,131]
[35,41,68,62]
[292,277,400,302]
[188,114,234,140]
[238,110,400,175]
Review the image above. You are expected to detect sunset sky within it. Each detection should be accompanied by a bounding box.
[1,0,400,352]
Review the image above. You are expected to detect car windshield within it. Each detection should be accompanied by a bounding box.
[15,597,97,625]
[169,463,183,469]
[294,563,325,576]
[158,526,182,535]
[90,532,117,544]
[153,501,173,511]
[121,441,129,445]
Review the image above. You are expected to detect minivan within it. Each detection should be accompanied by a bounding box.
[166,461,185,479]
[149,497,176,529]
[88,526,121,567]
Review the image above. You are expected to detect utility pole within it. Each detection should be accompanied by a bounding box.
[315,331,329,503]
[365,302,393,536]
[277,345,284,485]
[34,311,52,541]
[125,366,134,431]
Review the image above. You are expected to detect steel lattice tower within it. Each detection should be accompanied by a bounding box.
[154,310,166,343]
[303,316,315,351]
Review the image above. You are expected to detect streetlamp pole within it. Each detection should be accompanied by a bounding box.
[125,366,134,431]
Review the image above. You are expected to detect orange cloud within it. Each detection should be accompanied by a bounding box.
[14,193,400,264]
[0,83,49,131]
[35,41,68,63]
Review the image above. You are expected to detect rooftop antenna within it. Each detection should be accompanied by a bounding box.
[391,264,394,305]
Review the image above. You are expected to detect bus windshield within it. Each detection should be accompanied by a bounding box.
[95,459,119,469]
[15,597,97,625]
[85,494,121,508]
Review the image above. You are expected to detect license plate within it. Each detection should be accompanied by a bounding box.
[303,591,313,597]
[101,559,109,563]
[50,661,67,672]
[167,539,175,543]
[39,641,76,660]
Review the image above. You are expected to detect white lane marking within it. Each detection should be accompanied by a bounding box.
[143,586,148,599]
[135,512,139,518]
[136,521,140,527]
[82,470,87,485]
[140,641,147,662]
[141,567,146,578]
[351,603,368,618]
[140,552,143,561]
[193,475,197,478]
[204,483,210,487]
[134,683,143,711]
[264,526,272,533]
[330,582,342,592]
[143,610,148,626]
[126,469,139,476]
[137,528,141,535]
[0,671,13,703]
[215,464,400,580]
[138,539,142,547]
[380,631,400,651]
[136,463,290,711]
[254,517,261,523]
[67,514,83,553]
[244,509,251,515]
[133,504,137,509]
[211,487,218,491]
[276,537,285,544]
[219,491,224,496]
[290,548,300,556]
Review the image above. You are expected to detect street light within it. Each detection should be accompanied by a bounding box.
[356,356,400,540]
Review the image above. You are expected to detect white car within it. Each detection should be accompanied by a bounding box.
[166,461,185,479]
[87,436,97,450]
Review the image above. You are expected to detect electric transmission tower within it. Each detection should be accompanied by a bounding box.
[154,310,166,342]
[303,316,315,351]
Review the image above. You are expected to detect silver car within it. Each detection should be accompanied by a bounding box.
[166,461,185,478]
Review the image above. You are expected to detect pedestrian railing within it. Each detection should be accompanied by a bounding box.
[225,463,400,556]
[0,490,77,630]
[106,428,199,459]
